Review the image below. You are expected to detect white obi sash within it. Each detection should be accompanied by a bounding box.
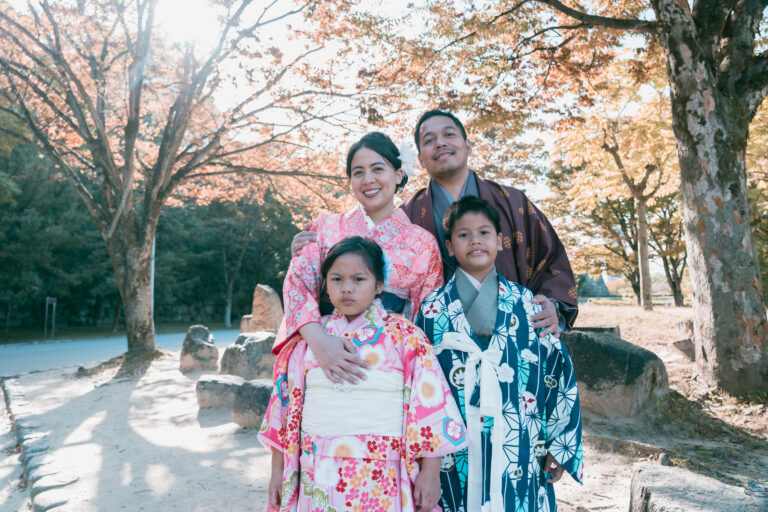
[435,332,505,511]
[302,368,404,437]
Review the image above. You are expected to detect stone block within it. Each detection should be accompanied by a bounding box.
[220,331,276,380]
[671,338,694,361]
[180,325,219,373]
[245,284,283,331]
[232,379,273,429]
[561,330,668,417]
[629,462,764,511]
[196,375,245,409]
[240,314,252,333]
[675,318,694,340]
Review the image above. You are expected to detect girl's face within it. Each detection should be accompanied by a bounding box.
[326,252,383,321]
[349,147,403,223]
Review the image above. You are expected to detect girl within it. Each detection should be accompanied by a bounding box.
[259,237,466,511]
[272,132,443,385]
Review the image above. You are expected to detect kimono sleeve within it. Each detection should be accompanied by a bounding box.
[543,339,584,484]
[399,320,467,461]
[409,235,443,323]
[271,241,323,355]
[257,385,288,453]
[258,344,305,455]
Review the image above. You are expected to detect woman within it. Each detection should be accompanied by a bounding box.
[273,132,443,384]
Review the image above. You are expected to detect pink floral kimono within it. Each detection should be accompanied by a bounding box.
[271,206,443,356]
[259,300,467,511]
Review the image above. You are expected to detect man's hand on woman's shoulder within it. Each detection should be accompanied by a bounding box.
[291,230,317,258]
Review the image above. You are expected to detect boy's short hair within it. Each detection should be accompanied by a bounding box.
[413,110,468,151]
[320,236,385,284]
[443,196,502,239]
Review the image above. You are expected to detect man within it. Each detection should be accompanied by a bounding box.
[402,110,578,331]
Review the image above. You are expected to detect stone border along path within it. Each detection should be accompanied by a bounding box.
[2,378,71,512]
[1,381,31,510]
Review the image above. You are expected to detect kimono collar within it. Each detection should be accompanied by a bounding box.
[324,298,387,338]
[345,205,410,238]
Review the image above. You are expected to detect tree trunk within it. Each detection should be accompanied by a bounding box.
[106,221,156,356]
[224,300,232,328]
[636,197,653,311]
[111,298,122,333]
[654,0,768,393]
[626,272,641,306]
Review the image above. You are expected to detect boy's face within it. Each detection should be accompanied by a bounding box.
[446,211,502,280]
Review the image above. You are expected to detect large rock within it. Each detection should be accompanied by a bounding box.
[180,325,218,372]
[629,462,764,511]
[574,325,621,337]
[196,375,245,409]
[675,318,694,340]
[240,284,283,332]
[561,330,668,417]
[232,379,273,428]
[220,331,276,380]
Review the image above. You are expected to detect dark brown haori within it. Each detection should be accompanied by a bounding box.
[401,175,578,325]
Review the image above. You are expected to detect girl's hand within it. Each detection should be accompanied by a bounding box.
[413,457,442,511]
[268,450,284,510]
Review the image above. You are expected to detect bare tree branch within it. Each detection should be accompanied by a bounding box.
[535,0,657,33]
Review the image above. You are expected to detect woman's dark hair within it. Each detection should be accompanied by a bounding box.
[320,236,385,284]
[413,109,468,151]
[443,196,502,239]
[345,132,408,192]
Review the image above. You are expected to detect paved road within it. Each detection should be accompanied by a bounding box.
[0,329,240,377]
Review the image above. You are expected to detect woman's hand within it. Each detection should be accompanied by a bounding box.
[291,230,317,258]
[413,457,442,511]
[300,323,369,384]
[268,449,284,510]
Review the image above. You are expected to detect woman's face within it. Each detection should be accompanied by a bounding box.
[348,147,403,222]
[326,252,382,320]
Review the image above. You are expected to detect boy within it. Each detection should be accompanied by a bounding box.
[416,196,583,512]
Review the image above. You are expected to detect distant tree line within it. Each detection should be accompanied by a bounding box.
[0,144,301,333]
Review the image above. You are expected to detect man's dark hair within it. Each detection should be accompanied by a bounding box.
[321,236,385,284]
[443,196,501,240]
[345,132,408,192]
[413,110,468,151]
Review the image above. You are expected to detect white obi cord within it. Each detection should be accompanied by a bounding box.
[302,368,404,437]
[436,332,504,512]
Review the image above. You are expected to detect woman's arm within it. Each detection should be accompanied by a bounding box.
[410,234,444,321]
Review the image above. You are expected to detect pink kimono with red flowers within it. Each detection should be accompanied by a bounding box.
[259,301,467,511]
[272,206,443,356]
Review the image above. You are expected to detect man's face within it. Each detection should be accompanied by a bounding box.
[417,115,471,181]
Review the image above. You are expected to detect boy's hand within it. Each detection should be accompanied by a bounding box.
[413,457,442,511]
[291,230,317,258]
[544,452,564,483]
[531,295,559,338]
